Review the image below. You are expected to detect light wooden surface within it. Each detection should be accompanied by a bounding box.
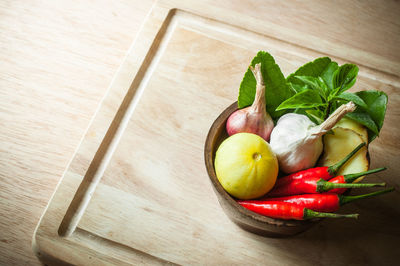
[1,0,400,265]
[34,0,400,265]
[0,0,154,265]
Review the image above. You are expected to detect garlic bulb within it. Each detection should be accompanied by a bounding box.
[226,63,274,142]
[270,102,356,173]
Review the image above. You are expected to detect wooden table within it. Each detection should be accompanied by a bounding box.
[0,1,154,264]
[1,1,399,265]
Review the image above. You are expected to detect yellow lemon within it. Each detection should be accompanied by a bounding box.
[214,133,278,199]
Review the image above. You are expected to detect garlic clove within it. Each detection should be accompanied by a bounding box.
[270,102,356,173]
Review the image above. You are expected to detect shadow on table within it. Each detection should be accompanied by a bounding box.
[246,189,400,266]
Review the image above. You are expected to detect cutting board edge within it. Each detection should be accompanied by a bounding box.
[31,3,176,265]
[32,1,400,264]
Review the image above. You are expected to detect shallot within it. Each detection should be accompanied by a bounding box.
[226,63,274,141]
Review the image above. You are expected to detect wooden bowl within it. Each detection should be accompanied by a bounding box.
[204,102,319,237]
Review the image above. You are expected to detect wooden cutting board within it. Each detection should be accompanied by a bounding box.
[33,0,400,265]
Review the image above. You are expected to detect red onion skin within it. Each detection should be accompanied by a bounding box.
[226,63,274,142]
[226,106,274,142]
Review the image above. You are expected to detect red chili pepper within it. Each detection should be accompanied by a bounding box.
[275,143,365,189]
[238,201,358,220]
[263,188,394,212]
[267,167,386,197]
[328,167,387,194]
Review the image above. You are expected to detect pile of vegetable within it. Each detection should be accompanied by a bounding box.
[214,51,393,221]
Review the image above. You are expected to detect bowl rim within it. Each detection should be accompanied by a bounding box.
[204,102,317,227]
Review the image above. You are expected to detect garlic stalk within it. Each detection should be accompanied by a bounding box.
[270,102,356,173]
[226,63,274,141]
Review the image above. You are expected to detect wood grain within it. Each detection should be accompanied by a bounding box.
[33,1,400,265]
[1,0,399,265]
[0,0,154,265]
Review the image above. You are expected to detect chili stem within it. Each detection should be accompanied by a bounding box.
[339,187,395,205]
[328,142,366,175]
[317,179,386,192]
[344,167,387,183]
[304,209,358,219]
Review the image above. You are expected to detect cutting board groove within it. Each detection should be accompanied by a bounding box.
[58,8,178,238]
[33,1,400,265]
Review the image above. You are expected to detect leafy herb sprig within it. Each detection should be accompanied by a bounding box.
[238,52,388,142]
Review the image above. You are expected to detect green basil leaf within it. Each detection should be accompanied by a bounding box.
[355,90,388,131]
[305,109,324,124]
[238,51,294,119]
[318,77,330,97]
[338,90,387,142]
[346,111,379,139]
[276,89,326,111]
[291,108,321,125]
[288,82,304,93]
[287,57,337,93]
[294,76,328,100]
[287,57,331,81]
[332,64,359,95]
[294,76,320,89]
[321,62,339,91]
[335,92,367,109]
